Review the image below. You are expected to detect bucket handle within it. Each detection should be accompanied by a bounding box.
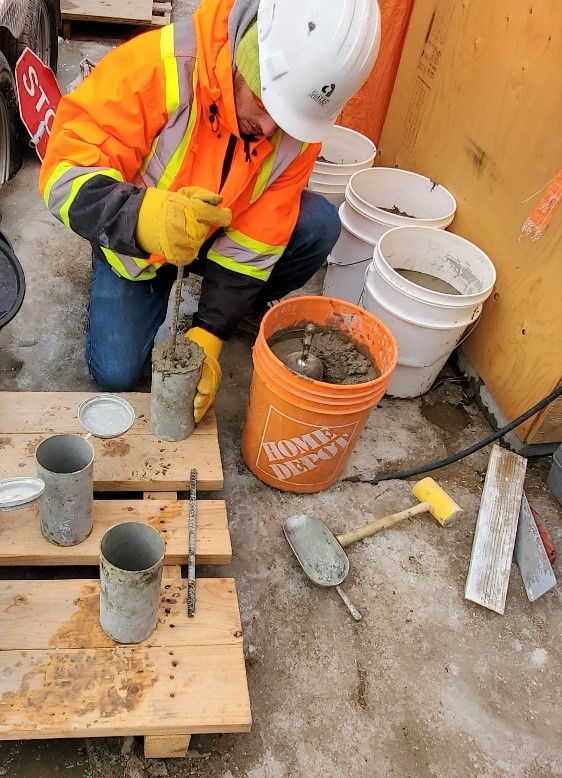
[328,256,372,307]
[329,256,373,269]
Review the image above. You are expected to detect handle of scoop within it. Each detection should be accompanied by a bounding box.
[300,323,316,363]
[336,502,430,548]
[335,585,362,621]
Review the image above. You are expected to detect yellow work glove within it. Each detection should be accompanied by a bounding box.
[135,186,231,266]
[186,327,223,423]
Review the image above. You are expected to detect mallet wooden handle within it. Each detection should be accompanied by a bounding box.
[336,502,430,548]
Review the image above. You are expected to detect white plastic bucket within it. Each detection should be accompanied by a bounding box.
[315,125,376,173]
[346,168,457,230]
[307,126,376,208]
[309,170,355,187]
[306,180,346,207]
[323,203,377,304]
[339,200,391,244]
[363,226,496,397]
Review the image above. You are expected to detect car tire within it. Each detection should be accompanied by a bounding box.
[0,51,22,186]
[17,0,59,73]
[0,26,18,71]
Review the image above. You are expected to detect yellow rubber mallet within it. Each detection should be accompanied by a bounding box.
[336,477,462,548]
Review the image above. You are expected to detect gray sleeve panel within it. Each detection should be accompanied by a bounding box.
[68,174,148,258]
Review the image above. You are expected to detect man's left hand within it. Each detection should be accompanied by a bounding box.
[186,327,223,423]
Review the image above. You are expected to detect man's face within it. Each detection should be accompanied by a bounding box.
[233,69,278,139]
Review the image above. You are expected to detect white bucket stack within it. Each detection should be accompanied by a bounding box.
[323,168,457,305]
[363,225,496,398]
[307,125,376,207]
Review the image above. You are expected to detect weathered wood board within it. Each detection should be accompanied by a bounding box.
[465,445,527,614]
[0,499,231,566]
[62,0,152,23]
[0,578,242,650]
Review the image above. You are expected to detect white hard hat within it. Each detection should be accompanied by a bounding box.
[257,0,382,143]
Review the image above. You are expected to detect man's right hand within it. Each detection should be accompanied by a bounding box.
[135,186,231,266]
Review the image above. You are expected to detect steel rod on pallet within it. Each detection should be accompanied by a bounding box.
[188,468,197,616]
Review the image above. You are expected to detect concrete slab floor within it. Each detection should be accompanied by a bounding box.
[0,31,561,778]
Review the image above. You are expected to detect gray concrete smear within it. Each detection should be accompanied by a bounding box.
[0,19,561,778]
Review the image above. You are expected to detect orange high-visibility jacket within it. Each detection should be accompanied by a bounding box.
[39,0,320,338]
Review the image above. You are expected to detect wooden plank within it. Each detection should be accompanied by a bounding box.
[378,0,562,443]
[0,578,242,650]
[0,500,231,566]
[0,435,222,492]
[0,392,216,437]
[514,493,556,602]
[150,0,171,27]
[465,445,528,614]
[61,0,155,24]
[0,644,251,739]
[143,492,192,758]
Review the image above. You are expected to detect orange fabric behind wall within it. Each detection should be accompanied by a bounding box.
[340,0,414,145]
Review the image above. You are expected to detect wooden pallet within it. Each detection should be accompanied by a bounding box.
[0,393,251,759]
[60,0,171,37]
[0,392,223,491]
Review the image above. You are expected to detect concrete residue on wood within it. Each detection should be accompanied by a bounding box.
[269,326,380,384]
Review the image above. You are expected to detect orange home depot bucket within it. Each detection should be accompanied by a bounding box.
[241,296,398,493]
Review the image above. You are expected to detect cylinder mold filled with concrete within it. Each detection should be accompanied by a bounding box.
[150,336,205,441]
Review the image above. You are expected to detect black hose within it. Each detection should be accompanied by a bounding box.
[343,383,562,485]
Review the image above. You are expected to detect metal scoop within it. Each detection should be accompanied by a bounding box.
[284,323,324,380]
[284,514,362,621]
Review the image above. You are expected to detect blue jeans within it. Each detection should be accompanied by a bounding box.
[86,190,341,391]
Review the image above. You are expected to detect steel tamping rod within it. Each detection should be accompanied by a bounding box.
[187,467,197,617]
[170,266,185,355]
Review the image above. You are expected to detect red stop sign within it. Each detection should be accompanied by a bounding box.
[15,47,62,160]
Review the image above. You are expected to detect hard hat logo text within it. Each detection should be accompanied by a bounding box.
[308,83,335,106]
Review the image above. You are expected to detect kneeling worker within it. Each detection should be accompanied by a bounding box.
[39,0,381,422]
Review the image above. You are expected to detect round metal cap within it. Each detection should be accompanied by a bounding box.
[0,477,45,510]
[78,395,135,439]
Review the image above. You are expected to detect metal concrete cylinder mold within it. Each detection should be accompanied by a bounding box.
[99,522,165,644]
[35,433,94,546]
[150,368,199,441]
[150,337,204,441]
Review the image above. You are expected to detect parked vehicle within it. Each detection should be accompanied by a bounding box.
[0,0,60,185]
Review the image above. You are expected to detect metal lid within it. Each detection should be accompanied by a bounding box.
[78,395,135,439]
[0,477,45,510]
